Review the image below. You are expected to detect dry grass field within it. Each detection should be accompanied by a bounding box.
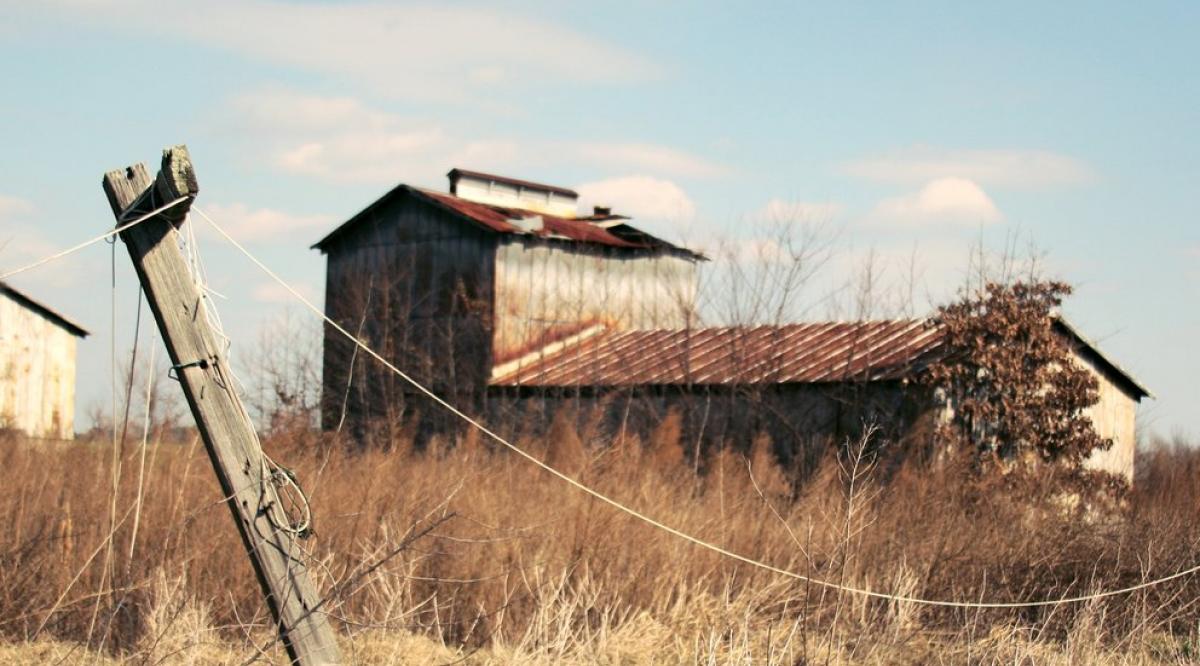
[0,422,1197,664]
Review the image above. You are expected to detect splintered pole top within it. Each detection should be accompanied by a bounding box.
[102,144,198,228]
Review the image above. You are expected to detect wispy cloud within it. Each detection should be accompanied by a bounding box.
[34,1,660,102]
[844,146,1095,189]
[223,90,727,186]
[199,202,335,243]
[225,90,448,183]
[869,177,1003,226]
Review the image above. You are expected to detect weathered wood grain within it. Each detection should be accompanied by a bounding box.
[102,146,342,665]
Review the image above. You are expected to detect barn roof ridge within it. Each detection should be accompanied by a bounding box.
[489,318,1150,400]
[311,182,703,260]
[0,281,89,338]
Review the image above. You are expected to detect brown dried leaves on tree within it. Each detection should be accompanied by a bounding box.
[921,281,1114,486]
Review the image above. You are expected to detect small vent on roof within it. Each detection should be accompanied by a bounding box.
[593,205,612,217]
[508,215,544,233]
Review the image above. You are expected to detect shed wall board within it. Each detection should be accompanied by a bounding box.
[0,292,77,439]
[1076,351,1138,481]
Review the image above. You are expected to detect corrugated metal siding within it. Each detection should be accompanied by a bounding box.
[491,320,943,387]
[319,194,497,433]
[0,292,78,439]
[492,240,697,364]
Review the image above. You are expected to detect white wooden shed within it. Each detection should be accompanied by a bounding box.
[0,282,88,439]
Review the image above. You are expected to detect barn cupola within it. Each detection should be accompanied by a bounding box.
[447,168,579,218]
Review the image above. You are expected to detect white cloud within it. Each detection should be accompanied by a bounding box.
[200,202,335,243]
[871,177,1002,225]
[844,146,1095,189]
[33,1,659,102]
[576,176,696,220]
[756,198,843,222]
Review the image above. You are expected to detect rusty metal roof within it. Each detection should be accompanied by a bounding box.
[415,189,641,247]
[0,282,89,337]
[490,318,1152,400]
[490,320,943,388]
[312,184,703,259]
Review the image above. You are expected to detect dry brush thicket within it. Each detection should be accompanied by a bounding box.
[0,422,1197,664]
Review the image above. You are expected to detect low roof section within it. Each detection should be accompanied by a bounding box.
[489,318,1151,401]
[312,184,704,261]
[0,282,89,338]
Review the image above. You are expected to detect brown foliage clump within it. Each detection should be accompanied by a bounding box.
[922,280,1113,483]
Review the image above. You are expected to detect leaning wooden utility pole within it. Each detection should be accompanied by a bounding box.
[101,146,342,665]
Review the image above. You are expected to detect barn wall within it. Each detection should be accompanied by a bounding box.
[487,381,928,475]
[492,240,696,363]
[320,193,497,438]
[1076,351,1138,482]
[0,293,77,439]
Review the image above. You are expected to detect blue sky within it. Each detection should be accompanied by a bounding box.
[0,1,1195,438]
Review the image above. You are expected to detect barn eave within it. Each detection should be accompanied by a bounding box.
[0,282,89,338]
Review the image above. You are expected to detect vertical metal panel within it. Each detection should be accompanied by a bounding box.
[319,192,499,435]
[492,240,697,364]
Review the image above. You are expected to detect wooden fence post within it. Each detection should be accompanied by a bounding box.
[101,145,342,665]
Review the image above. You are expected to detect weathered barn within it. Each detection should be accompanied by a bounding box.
[0,282,88,439]
[314,169,1150,480]
[313,169,702,439]
[488,319,1150,481]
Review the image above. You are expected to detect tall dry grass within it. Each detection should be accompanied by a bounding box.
[0,423,1197,664]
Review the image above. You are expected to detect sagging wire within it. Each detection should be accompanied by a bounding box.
[194,201,1200,611]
